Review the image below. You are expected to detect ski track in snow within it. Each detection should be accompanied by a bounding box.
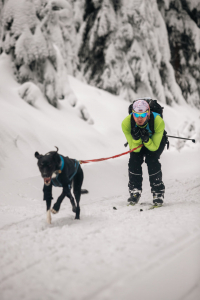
[0,169,200,300]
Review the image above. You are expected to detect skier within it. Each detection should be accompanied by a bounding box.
[121,99,166,206]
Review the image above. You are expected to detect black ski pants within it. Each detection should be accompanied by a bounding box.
[128,139,166,195]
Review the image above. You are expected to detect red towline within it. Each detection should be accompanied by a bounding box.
[79,144,143,164]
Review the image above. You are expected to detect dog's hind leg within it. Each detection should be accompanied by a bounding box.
[73,192,80,219]
[69,194,77,214]
[73,166,84,219]
[51,192,65,214]
[63,187,77,214]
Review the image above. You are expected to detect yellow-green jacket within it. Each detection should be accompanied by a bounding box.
[121,112,165,152]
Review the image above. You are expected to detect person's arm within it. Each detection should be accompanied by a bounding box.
[121,115,142,152]
[143,116,165,151]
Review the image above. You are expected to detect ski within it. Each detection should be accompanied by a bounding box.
[127,202,137,207]
[113,202,163,210]
[113,202,137,210]
[149,204,163,210]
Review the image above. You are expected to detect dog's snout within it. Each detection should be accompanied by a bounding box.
[42,172,49,178]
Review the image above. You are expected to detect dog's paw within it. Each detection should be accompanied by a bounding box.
[46,210,51,224]
[52,202,60,213]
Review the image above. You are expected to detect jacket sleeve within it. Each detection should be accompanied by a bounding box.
[121,115,142,153]
[143,116,165,151]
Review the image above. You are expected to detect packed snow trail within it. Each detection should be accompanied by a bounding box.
[0,149,200,300]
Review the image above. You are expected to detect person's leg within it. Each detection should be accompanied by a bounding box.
[145,140,166,203]
[128,149,144,202]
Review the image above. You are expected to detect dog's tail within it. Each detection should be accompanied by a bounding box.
[81,189,89,194]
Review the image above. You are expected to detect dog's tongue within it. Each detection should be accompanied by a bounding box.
[44,177,51,185]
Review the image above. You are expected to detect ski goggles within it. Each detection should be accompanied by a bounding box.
[132,110,149,118]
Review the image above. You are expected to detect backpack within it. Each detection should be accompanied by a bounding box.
[128,98,169,149]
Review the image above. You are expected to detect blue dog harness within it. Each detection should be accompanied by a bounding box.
[51,155,80,188]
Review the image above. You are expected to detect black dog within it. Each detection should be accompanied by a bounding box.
[35,147,88,224]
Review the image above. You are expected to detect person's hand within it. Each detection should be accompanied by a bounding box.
[131,126,141,140]
[140,128,149,143]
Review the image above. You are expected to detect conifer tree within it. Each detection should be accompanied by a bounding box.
[157,0,200,108]
[0,0,77,107]
[0,0,199,109]
[78,0,185,104]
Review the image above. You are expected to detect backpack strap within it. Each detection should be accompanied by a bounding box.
[130,114,136,138]
[149,112,155,134]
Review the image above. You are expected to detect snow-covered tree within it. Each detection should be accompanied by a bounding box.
[77,0,117,86]
[157,0,200,108]
[0,0,199,109]
[77,0,187,105]
[0,0,78,107]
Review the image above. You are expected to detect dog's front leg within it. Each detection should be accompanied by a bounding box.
[46,199,52,224]
[51,192,65,214]
[43,183,53,224]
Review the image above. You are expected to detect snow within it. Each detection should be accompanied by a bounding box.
[3,0,37,38]
[18,82,42,106]
[0,52,200,300]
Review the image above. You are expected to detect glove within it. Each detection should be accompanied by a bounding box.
[131,126,141,140]
[140,128,149,143]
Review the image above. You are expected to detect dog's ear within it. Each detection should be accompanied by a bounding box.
[54,146,59,153]
[35,152,43,160]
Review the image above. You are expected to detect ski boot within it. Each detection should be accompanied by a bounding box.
[127,189,141,206]
[153,193,164,206]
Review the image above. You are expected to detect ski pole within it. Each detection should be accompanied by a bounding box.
[166,135,195,143]
[124,135,195,147]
